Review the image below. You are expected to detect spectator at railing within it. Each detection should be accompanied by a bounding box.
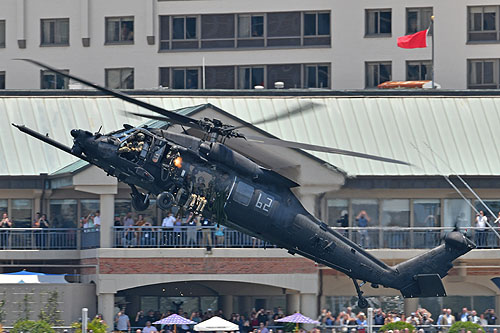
[374,309,386,326]
[122,227,138,248]
[140,222,156,246]
[36,213,50,249]
[485,309,497,325]
[201,216,213,249]
[94,210,101,228]
[0,212,12,249]
[162,211,175,246]
[215,224,225,246]
[186,213,198,247]
[475,211,487,248]
[123,211,135,227]
[356,210,371,248]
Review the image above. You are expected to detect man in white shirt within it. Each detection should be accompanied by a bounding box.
[161,212,176,246]
[93,210,101,227]
[475,210,487,247]
[143,321,158,333]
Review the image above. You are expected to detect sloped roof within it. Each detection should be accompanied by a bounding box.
[1,93,499,177]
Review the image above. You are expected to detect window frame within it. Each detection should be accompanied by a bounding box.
[237,66,266,89]
[467,6,499,42]
[406,60,432,81]
[0,20,5,48]
[237,14,265,39]
[303,11,330,37]
[172,16,198,40]
[365,61,392,88]
[105,16,134,44]
[105,67,135,89]
[304,64,330,88]
[40,69,69,89]
[40,18,70,46]
[365,9,392,37]
[172,67,201,89]
[406,7,433,35]
[467,58,498,89]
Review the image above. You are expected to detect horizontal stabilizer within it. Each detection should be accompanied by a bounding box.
[400,274,446,298]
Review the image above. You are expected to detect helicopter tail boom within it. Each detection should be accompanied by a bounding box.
[390,231,475,297]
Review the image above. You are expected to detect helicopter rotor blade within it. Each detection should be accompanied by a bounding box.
[244,135,412,166]
[228,101,320,131]
[17,59,202,130]
[119,109,184,125]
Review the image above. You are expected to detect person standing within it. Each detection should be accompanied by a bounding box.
[115,310,131,332]
[0,213,12,249]
[38,214,50,249]
[93,210,101,228]
[201,216,213,249]
[161,211,175,246]
[186,212,197,247]
[475,211,487,248]
[356,210,371,248]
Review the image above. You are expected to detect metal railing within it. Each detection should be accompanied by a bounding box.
[0,227,99,250]
[112,226,500,249]
[113,226,275,248]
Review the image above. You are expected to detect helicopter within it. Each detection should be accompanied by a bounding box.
[12,59,475,308]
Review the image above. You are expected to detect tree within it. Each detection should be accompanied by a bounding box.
[72,317,108,333]
[38,290,63,325]
[11,319,55,333]
[379,321,416,332]
[449,321,484,333]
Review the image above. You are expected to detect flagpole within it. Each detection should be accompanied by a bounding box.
[431,15,435,89]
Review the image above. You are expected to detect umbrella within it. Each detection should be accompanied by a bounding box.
[275,312,319,331]
[194,316,239,331]
[154,314,196,333]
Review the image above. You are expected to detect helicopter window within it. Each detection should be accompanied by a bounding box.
[233,181,254,207]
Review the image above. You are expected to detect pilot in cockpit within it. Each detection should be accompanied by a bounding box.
[118,132,145,158]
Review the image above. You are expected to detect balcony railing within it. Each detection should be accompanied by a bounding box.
[0,226,498,250]
[0,227,99,250]
[112,226,500,249]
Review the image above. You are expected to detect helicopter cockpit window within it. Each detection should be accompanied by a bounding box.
[232,181,254,207]
[117,131,151,161]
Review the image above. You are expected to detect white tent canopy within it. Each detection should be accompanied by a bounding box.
[0,270,68,284]
[194,316,239,331]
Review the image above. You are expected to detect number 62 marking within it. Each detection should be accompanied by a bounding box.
[255,192,273,213]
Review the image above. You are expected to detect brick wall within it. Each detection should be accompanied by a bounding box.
[97,257,318,274]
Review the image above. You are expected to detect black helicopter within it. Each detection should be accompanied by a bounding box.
[13,59,475,308]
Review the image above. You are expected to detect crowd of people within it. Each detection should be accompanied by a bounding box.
[112,306,498,333]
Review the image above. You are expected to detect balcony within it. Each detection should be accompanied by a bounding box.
[0,226,497,250]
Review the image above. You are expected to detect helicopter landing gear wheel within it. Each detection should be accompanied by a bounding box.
[130,186,150,211]
[157,191,175,210]
[352,278,368,309]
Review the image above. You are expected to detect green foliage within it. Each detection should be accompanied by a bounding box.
[72,317,109,333]
[380,321,416,332]
[17,293,32,321]
[11,319,55,333]
[0,298,6,323]
[38,290,63,325]
[283,322,300,332]
[449,321,484,333]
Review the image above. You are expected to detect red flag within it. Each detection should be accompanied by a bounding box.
[397,29,428,49]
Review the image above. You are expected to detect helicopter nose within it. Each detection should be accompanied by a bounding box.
[71,129,80,138]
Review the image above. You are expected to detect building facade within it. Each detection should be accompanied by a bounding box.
[2,0,500,90]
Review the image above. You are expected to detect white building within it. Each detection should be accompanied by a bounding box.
[1,0,500,90]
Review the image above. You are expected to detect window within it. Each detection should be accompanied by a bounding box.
[205,66,235,89]
[201,14,234,48]
[50,199,77,228]
[366,9,391,36]
[352,199,379,226]
[173,16,197,40]
[444,199,471,231]
[81,199,100,218]
[304,12,330,36]
[105,17,134,43]
[233,181,254,206]
[0,72,4,89]
[406,8,433,34]
[41,70,69,89]
[0,200,7,216]
[327,199,348,227]
[238,14,264,38]
[414,199,440,227]
[41,18,69,46]
[468,59,498,88]
[172,68,199,89]
[305,64,330,88]
[407,60,432,81]
[267,12,301,47]
[238,66,265,89]
[365,62,392,88]
[0,20,5,47]
[11,199,32,228]
[106,68,134,89]
[267,64,301,89]
[468,6,498,41]
[474,200,500,223]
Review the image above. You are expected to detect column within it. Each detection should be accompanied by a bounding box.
[219,295,233,319]
[404,298,419,315]
[80,0,90,46]
[300,293,318,323]
[16,0,26,48]
[146,0,155,44]
[300,193,316,215]
[98,293,115,332]
[100,194,115,248]
[238,296,252,316]
[286,294,300,314]
[495,295,500,315]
